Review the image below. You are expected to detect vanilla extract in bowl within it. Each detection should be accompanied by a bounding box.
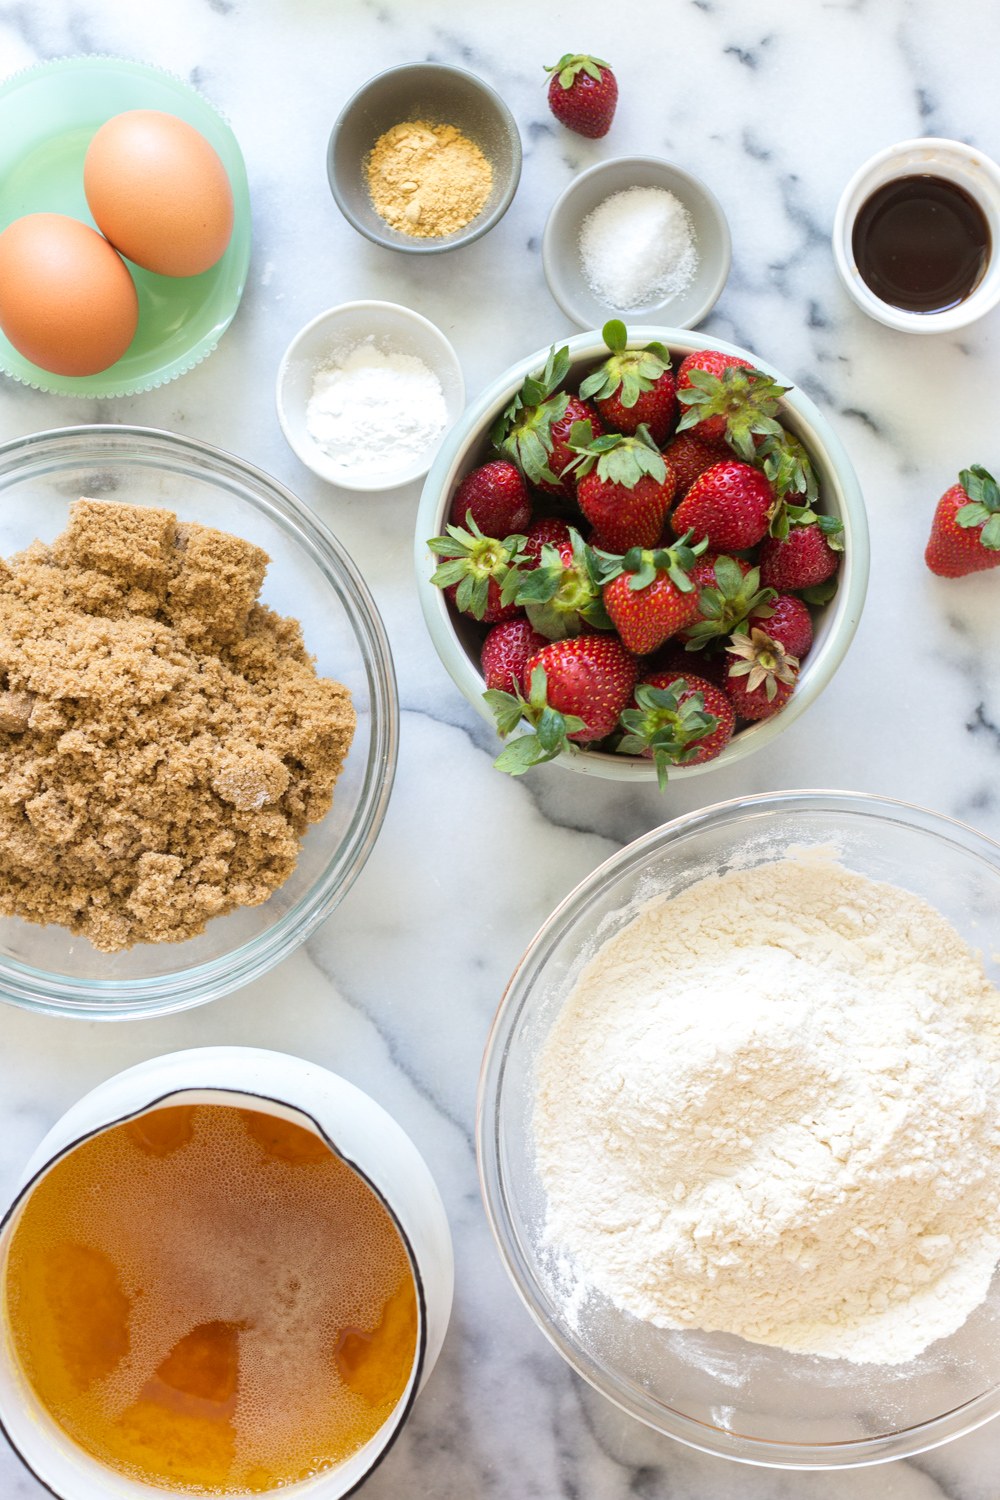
[852,174,991,312]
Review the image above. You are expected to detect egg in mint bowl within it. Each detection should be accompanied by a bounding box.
[414,325,868,784]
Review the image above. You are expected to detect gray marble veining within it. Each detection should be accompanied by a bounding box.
[1,1,999,1495]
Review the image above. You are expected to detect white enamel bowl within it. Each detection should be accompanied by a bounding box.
[414,328,869,782]
[0,1047,454,1499]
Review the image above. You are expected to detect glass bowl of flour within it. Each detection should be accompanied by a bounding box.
[477,790,1000,1468]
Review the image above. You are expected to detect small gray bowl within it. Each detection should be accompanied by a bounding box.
[543,156,731,328]
[328,63,522,254]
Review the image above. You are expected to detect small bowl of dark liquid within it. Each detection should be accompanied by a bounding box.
[834,139,1000,333]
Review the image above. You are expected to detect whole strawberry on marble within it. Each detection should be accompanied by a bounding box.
[544,54,618,138]
[926,465,1000,577]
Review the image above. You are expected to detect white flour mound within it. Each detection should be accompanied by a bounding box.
[306,338,447,475]
[534,852,1000,1365]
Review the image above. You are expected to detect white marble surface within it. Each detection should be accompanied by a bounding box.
[1,0,1000,1494]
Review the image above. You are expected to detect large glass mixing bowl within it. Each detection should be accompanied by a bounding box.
[478,791,1000,1468]
[0,427,397,1019]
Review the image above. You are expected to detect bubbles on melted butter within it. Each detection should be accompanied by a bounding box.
[4,1104,418,1493]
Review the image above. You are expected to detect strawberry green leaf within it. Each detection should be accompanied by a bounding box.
[800,578,839,606]
[712,554,744,595]
[956,502,993,529]
[483,689,527,739]
[959,465,1000,513]
[981,513,1000,550]
[544,54,610,88]
[603,319,627,352]
[494,734,552,774]
[527,665,549,714]
[536,706,568,753]
[430,558,472,588]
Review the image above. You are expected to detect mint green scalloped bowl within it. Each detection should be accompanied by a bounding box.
[0,56,251,397]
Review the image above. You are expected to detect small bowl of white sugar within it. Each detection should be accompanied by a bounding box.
[276,300,466,491]
[542,156,731,330]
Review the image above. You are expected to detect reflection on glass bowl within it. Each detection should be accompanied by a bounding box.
[478,791,1000,1468]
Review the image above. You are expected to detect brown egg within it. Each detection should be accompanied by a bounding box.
[84,111,235,278]
[0,214,139,376]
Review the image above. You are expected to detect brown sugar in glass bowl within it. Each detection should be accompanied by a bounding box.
[0,426,397,1019]
[0,499,355,953]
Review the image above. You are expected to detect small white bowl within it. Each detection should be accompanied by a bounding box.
[276,300,466,491]
[832,138,1000,333]
[542,157,731,331]
[0,1047,454,1500]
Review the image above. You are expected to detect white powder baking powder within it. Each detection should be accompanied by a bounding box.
[305,339,448,477]
[534,852,1000,1365]
[578,185,698,310]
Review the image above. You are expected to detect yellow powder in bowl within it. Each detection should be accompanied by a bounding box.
[366,120,492,238]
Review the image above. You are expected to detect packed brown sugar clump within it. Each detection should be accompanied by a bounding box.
[0,500,355,953]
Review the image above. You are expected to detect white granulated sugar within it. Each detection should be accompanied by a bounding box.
[305,338,447,476]
[534,853,1000,1365]
[578,185,698,310]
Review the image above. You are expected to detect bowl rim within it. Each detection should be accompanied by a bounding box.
[0,54,252,397]
[831,136,1000,333]
[476,788,1000,1469]
[275,299,466,492]
[541,155,732,330]
[326,61,522,255]
[414,326,870,781]
[0,424,399,1019]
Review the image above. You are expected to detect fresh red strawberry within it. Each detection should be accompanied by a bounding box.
[521,517,574,568]
[544,395,603,500]
[645,643,731,690]
[428,516,526,622]
[678,553,772,647]
[511,524,610,639]
[585,526,618,553]
[481,620,549,694]
[544,54,618,138]
[759,522,841,591]
[671,460,773,551]
[601,535,706,655]
[925,465,1000,577]
[494,345,603,502]
[661,430,729,499]
[676,350,787,456]
[748,594,813,660]
[573,424,677,552]
[724,627,798,720]
[485,634,636,773]
[449,460,532,536]
[579,321,677,444]
[618,670,735,786]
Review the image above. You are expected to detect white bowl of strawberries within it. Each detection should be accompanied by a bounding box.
[414,324,869,784]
